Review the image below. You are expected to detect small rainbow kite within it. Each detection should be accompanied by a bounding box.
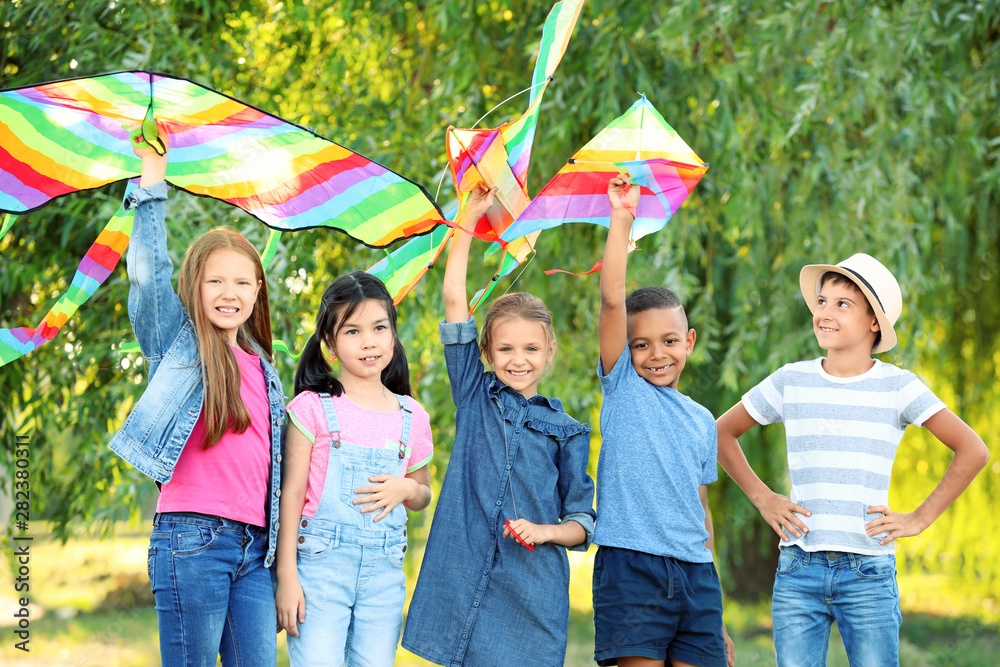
[500,94,709,245]
[370,0,585,307]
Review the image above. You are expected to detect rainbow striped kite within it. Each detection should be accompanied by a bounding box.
[0,200,134,365]
[0,70,444,246]
[500,94,708,245]
[0,70,447,365]
[370,0,585,306]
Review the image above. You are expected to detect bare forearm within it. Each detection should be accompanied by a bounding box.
[717,433,774,507]
[276,490,307,582]
[403,480,432,511]
[139,154,167,188]
[544,520,588,548]
[443,229,473,322]
[912,446,989,530]
[600,209,633,310]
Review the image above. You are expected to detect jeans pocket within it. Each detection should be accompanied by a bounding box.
[172,524,218,556]
[776,549,802,575]
[855,554,896,580]
[296,533,335,560]
[147,545,156,583]
[387,541,406,569]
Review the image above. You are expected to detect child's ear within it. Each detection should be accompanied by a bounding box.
[686,328,697,353]
[546,339,558,365]
[870,317,881,333]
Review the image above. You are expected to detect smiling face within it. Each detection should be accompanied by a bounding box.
[329,298,396,384]
[199,249,261,345]
[626,306,695,389]
[484,316,556,399]
[812,278,879,355]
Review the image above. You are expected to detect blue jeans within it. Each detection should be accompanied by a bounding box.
[148,513,276,666]
[287,522,406,667]
[772,545,901,667]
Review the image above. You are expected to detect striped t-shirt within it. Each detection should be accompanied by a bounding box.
[743,358,945,555]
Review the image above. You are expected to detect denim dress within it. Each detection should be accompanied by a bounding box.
[402,318,595,667]
[288,392,412,666]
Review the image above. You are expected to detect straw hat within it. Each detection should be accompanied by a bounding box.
[799,253,902,354]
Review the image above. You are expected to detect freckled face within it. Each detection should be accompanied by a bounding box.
[199,249,260,345]
[485,317,555,399]
[812,281,879,354]
[626,307,695,389]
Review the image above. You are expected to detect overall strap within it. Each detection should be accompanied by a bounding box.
[318,392,342,448]
[395,395,413,460]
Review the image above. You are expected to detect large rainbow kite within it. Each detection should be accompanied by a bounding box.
[0,70,446,365]
[370,0,585,307]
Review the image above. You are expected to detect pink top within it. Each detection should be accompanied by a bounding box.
[286,391,433,518]
[156,345,271,526]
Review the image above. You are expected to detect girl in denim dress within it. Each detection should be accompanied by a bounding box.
[401,185,596,666]
[275,271,433,666]
[108,131,286,665]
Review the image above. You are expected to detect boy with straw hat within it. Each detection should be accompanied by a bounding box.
[716,253,988,666]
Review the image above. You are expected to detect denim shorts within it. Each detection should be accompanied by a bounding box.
[593,546,727,667]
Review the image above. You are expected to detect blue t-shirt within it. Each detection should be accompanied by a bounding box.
[595,351,717,562]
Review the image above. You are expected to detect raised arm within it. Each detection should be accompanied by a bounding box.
[717,402,811,540]
[125,128,185,362]
[598,176,639,372]
[864,408,989,545]
[443,183,495,323]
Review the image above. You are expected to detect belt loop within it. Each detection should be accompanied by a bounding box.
[152,512,160,528]
[667,557,676,599]
[801,548,811,565]
[333,525,341,549]
[848,552,859,569]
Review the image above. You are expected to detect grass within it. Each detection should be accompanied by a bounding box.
[2,526,997,666]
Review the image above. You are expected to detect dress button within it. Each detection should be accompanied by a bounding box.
[275,489,281,498]
[276,454,282,463]
[496,500,502,506]
[506,464,511,470]
[402,545,407,553]
[473,601,479,607]
[301,519,308,528]
[332,439,341,448]
[462,634,469,640]
[297,536,305,544]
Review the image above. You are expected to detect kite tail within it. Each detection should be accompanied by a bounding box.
[0,205,134,366]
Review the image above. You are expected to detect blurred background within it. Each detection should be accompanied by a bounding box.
[1,0,997,664]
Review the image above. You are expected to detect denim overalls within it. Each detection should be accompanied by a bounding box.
[288,392,411,666]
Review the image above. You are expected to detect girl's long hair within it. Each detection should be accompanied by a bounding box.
[177,227,273,449]
[294,271,411,398]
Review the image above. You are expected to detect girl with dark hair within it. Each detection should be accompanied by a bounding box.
[108,130,285,665]
[275,271,433,666]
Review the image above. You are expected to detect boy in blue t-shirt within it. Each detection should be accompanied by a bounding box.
[594,176,733,667]
[716,253,989,666]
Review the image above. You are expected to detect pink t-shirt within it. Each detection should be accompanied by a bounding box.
[286,391,433,518]
[156,345,272,527]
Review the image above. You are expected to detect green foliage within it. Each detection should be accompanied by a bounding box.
[1,0,997,601]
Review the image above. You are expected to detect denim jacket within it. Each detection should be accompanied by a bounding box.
[107,182,285,567]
